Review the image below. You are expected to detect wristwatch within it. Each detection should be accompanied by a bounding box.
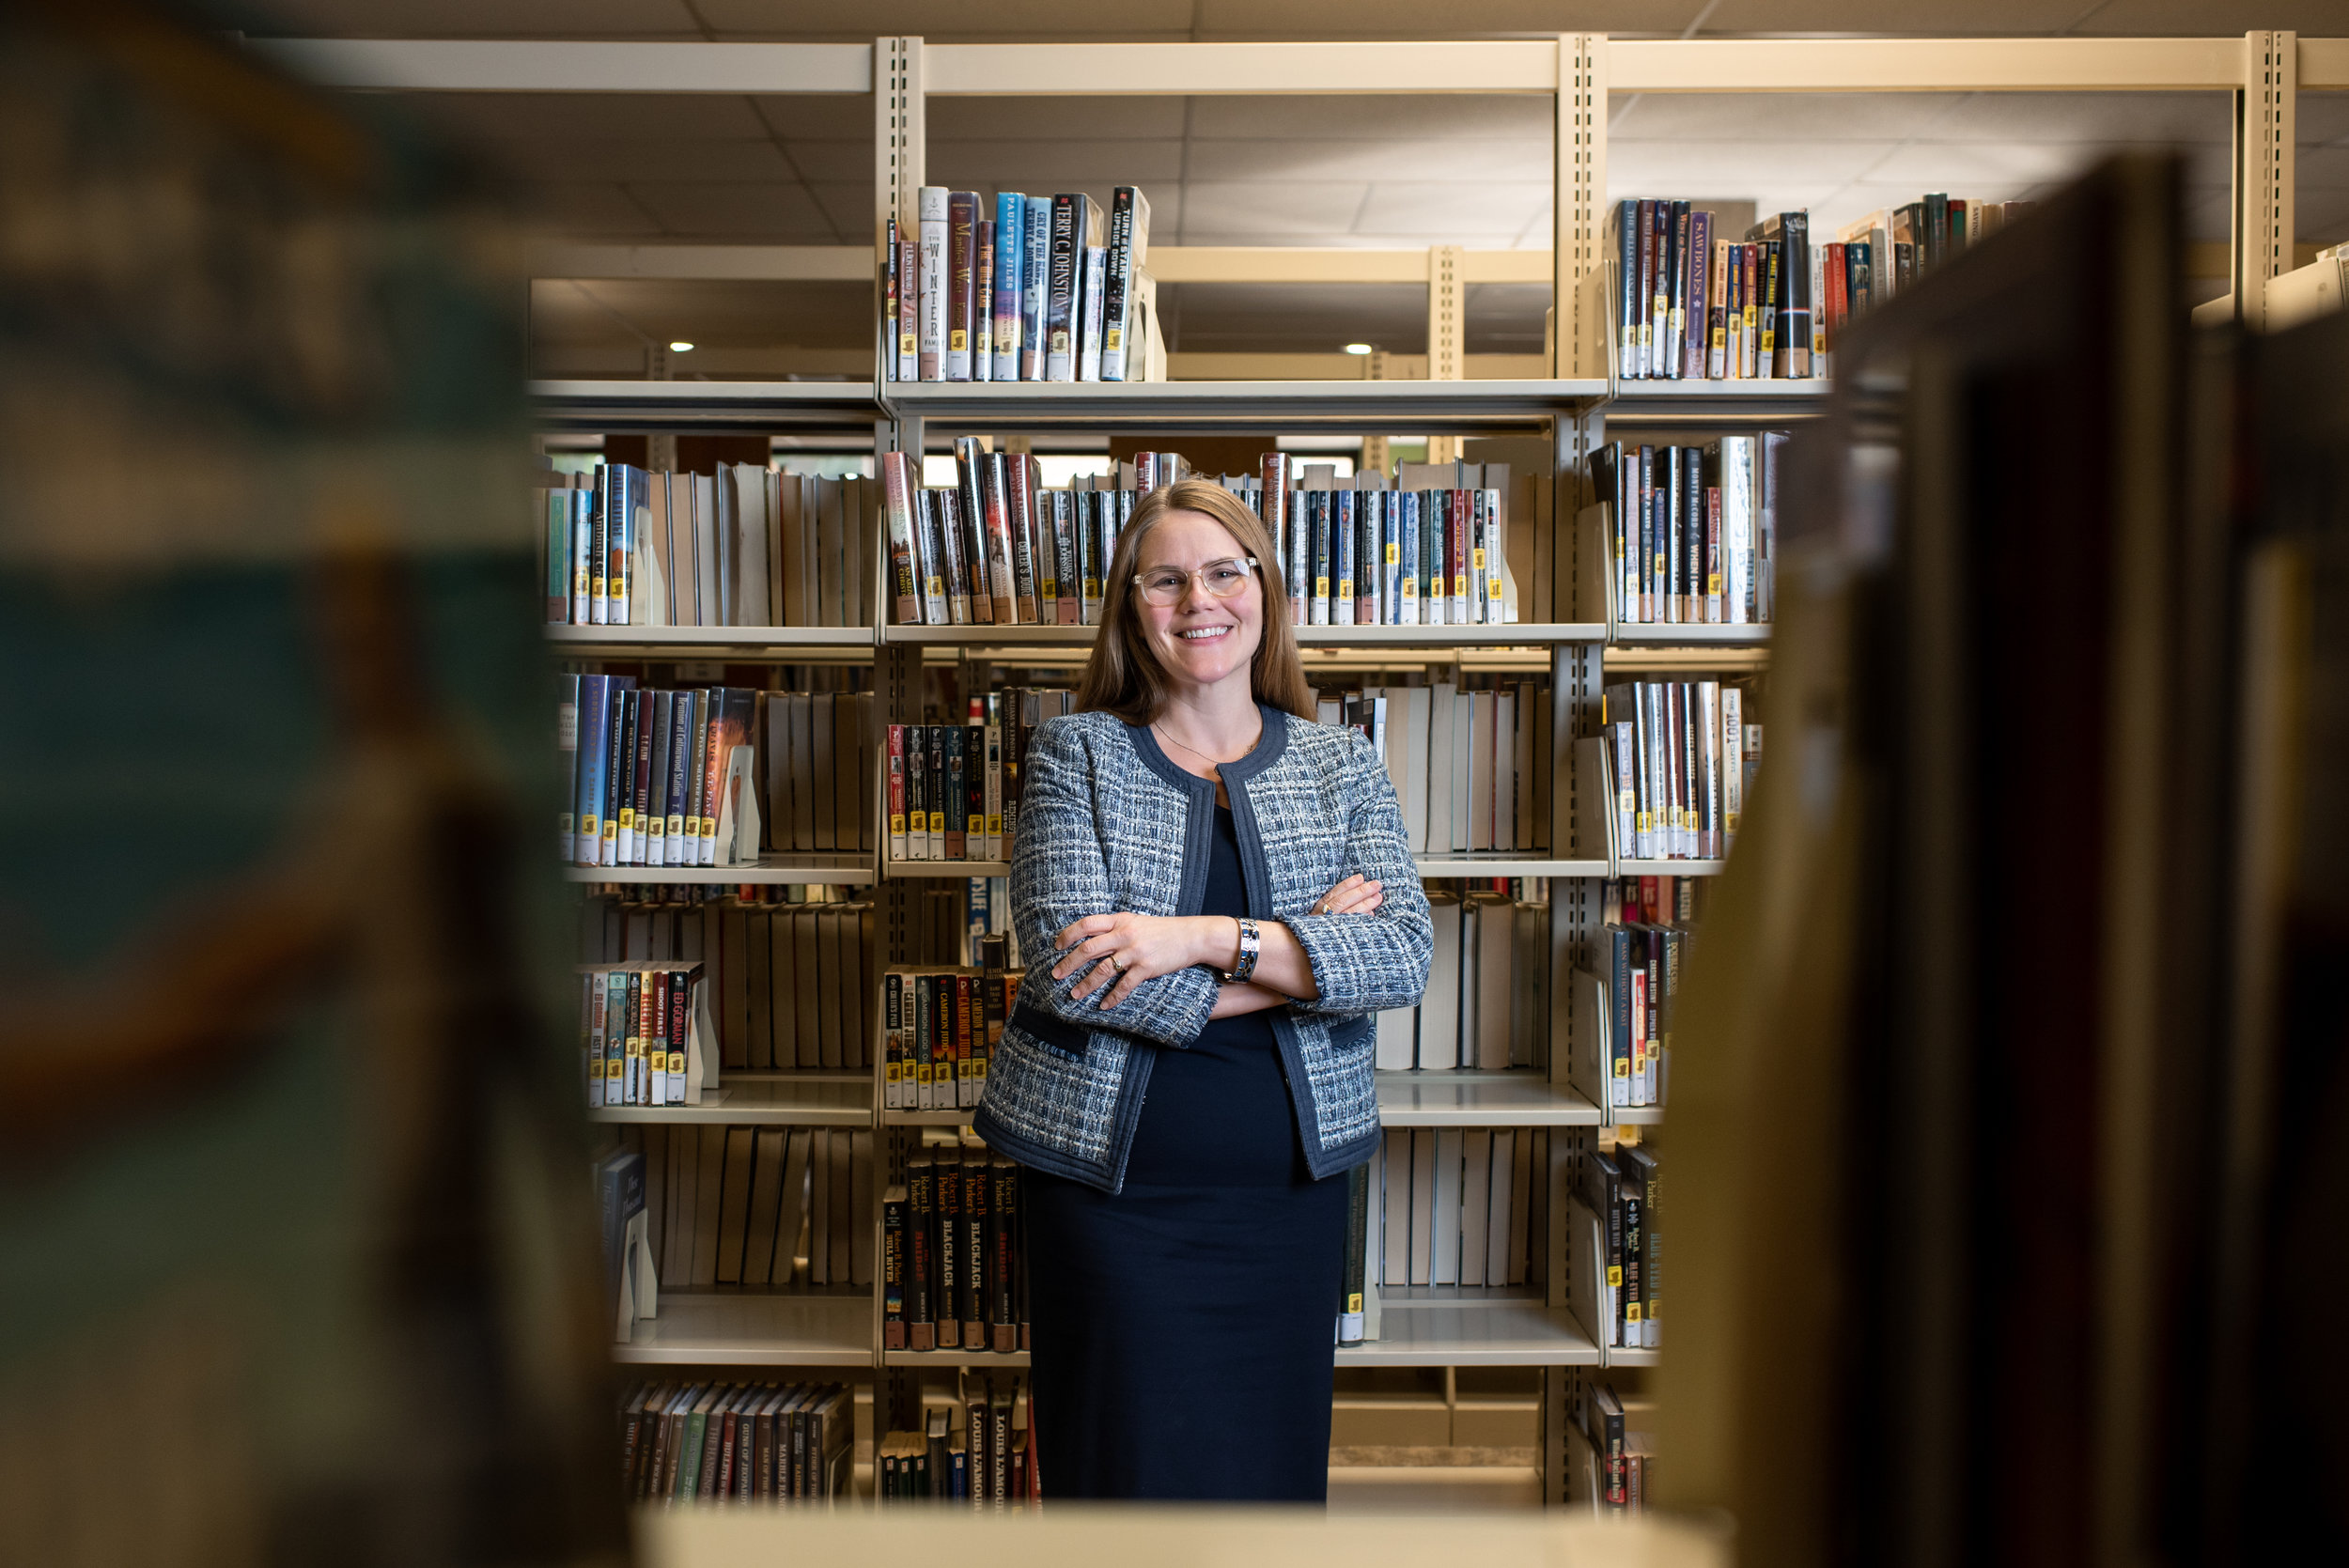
[1221,917,1261,985]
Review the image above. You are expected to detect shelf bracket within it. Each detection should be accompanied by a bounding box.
[1557,33,1608,380]
[2233,29,2295,329]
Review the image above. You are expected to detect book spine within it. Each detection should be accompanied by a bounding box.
[1307,489,1330,626]
[1470,489,1492,624]
[1714,242,1736,380]
[1051,491,1078,625]
[1448,490,1470,626]
[1007,454,1039,622]
[556,673,580,856]
[992,194,1024,380]
[1020,196,1050,381]
[1397,491,1420,624]
[906,1159,935,1347]
[984,707,1003,862]
[1633,199,1655,378]
[1360,490,1382,626]
[971,218,994,381]
[912,489,949,626]
[981,449,1019,625]
[887,725,908,862]
[1077,245,1107,381]
[588,465,610,624]
[1782,210,1812,378]
[882,1185,907,1347]
[1100,187,1134,381]
[917,187,948,381]
[945,192,977,381]
[1741,245,1761,378]
[1667,199,1690,378]
[1046,194,1078,381]
[574,675,607,863]
[1257,453,1296,621]
[1720,684,1744,842]
[883,214,901,381]
[935,488,971,626]
[1339,1162,1368,1345]
[665,687,692,862]
[897,237,920,382]
[1331,489,1355,627]
[1686,209,1712,379]
[881,450,921,625]
[1614,199,1639,380]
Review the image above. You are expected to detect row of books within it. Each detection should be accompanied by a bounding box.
[582,960,710,1109]
[560,678,879,867]
[616,1380,853,1505]
[581,895,878,1074]
[1373,1126,1540,1290]
[1375,893,1545,1072]
[1839,195,2036,293]
[1600,679,1763,862]
[612,1124,875,1293]
[877,1377,1033,1505]
[1341,681,1549,854]
[1586,1143,1662,1351]
[1610,201,1828,380]
[884,962,1017,1112]
[1591,437,1784,626]
[1578,1379,1656,1515]
[1591,919,1689,1110]
[886,186,1158,383]
[884,1132,1030,1354]
[885,689,1072,862]
[542,463,877,629]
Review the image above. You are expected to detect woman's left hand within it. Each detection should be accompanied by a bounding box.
[1051,912,1214,1010]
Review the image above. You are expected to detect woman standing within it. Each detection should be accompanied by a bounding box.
[972,478,1432,1502]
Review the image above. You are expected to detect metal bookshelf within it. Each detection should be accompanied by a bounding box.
[360,22,2345,1502]
[565,855,876,886]
[590,1078,873,1127]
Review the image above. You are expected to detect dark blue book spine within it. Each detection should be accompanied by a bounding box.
[1604,925,1633,1105]
[602,678,633,866]
[1361,493,1383,625]
[1020,195,1051,380]
[588,464,610,623]
[1397,491,1420,624]
[558,672,581,855]
[1309,490,1330,626]
[574,673,610,863]
[1615,199,1639,379]
[666,688,695,862]
[992,193,1024,380]
[1344,490,1362,624]
[645,689,673,867]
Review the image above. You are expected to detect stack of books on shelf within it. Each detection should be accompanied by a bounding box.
[579,893,876,1073]
[884,445,1529,630]
[1609,200,1878,382]
[885,1131,1029,1355]
[888,690,1071,863]
[1592,437,1784,626]
[1599,678,1763,862]
[1377,890,1548,1071]
[582,960,712,1108]
[1582,876,1703,1112]
[1577,1379,1657,1515]
[1336,682,1549,855]
[617,1380,854,1505]
[1840,194,2036,294]
[560,678,879,871]
[1584,1143,1662,1353]
[877,1377,1033,1504]
[543,462,878,629]
[603,1124,876,1292]
[883,957,1016,1113]
[886,185,1161,383]
[1373,1127,1539,1290]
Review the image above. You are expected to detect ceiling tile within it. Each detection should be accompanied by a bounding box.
[1187,95,1551,142]
[1919,91,2229,145]
[511,183,666,236]
[2297,190,2349,246]
[1168,181,1371,239]
[811,181,879,235]
[1610,141,1890,190]
[1186,138,1548,183]
[1190,0,1687,36]
[1611,93,1952,143]
[1702,0,2106,30]
[406,92,773,143]
[690,0,1195,38]
[925,141,1188,189]
[2073,0,2349,34]
[2299,146,2349,190]
[928,97,1190,140]
[749,96,874,141]
[488,138,798,182]
[776,140,872,182]
[629,181,841,238]
[1352,182,1548,236]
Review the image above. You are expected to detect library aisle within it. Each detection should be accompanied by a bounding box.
[8,3,2349,1567]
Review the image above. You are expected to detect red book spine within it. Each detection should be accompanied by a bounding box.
[1824,241,1847,365]
[946,192,977,380]
[887,724,907,859]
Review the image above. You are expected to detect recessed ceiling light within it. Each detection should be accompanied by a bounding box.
[669,340,695,352]
[1343,342,1374,355]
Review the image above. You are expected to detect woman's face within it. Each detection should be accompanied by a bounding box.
[1136,508,1265,698]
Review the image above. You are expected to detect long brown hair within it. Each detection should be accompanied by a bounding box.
[1072,477,1315,725]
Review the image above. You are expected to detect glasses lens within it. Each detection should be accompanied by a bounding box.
[1141,571,1189,605]
[1203,560,1252,597]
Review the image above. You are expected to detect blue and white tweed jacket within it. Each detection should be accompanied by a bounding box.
[972,703,1432,1194]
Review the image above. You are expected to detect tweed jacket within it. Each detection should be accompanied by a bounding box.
[972,703,1433,1194]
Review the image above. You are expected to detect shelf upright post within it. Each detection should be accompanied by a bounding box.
[2233,30,2296,330]
[876,36,925,388]
[1426,246,1465,462]
[1556,33,1608,380]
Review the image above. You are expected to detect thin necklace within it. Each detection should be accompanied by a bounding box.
[1153,720,1260,771]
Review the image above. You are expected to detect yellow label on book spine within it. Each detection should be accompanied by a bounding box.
[1454,574,1468,597]
[1316,577,1330,597]
[1385,543,1399,565]
[1709,572,1722,594]
[617,808,633,831]
[1337,578,1351,600]
[1609,1266,1623,1287]
[1104,328,1122,350]
[1402,577,1417,598]
[1626,1303,1643,1323]
[1472,549,1486,569]
[886,1063,901,1084]
[891,813,906,834]
[968,815,984,835]
[901,333,916,353]
[988,814,1002,836]
[930,812,945,832]
[949,329,966,351]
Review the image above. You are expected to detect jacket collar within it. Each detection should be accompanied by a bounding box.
[1125,700,1290,797]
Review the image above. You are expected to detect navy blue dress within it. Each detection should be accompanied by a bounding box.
[1024,802,1349,1502]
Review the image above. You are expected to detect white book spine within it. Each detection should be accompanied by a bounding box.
[1721,686,1745,843]
[1077,245,1108,381]
[916,187,949,381]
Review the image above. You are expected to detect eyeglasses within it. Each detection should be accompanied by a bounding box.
[1132,556,1259,608]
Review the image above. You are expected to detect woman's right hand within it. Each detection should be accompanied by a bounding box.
[1305,874,1383,918]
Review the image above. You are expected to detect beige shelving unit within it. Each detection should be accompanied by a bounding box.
[279,21,2339,1504]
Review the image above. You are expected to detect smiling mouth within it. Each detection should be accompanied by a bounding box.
[1177,626,1234,641]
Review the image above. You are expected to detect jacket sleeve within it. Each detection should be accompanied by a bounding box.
[1009,719,1218,1048]
[1283,729,1434,1017]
